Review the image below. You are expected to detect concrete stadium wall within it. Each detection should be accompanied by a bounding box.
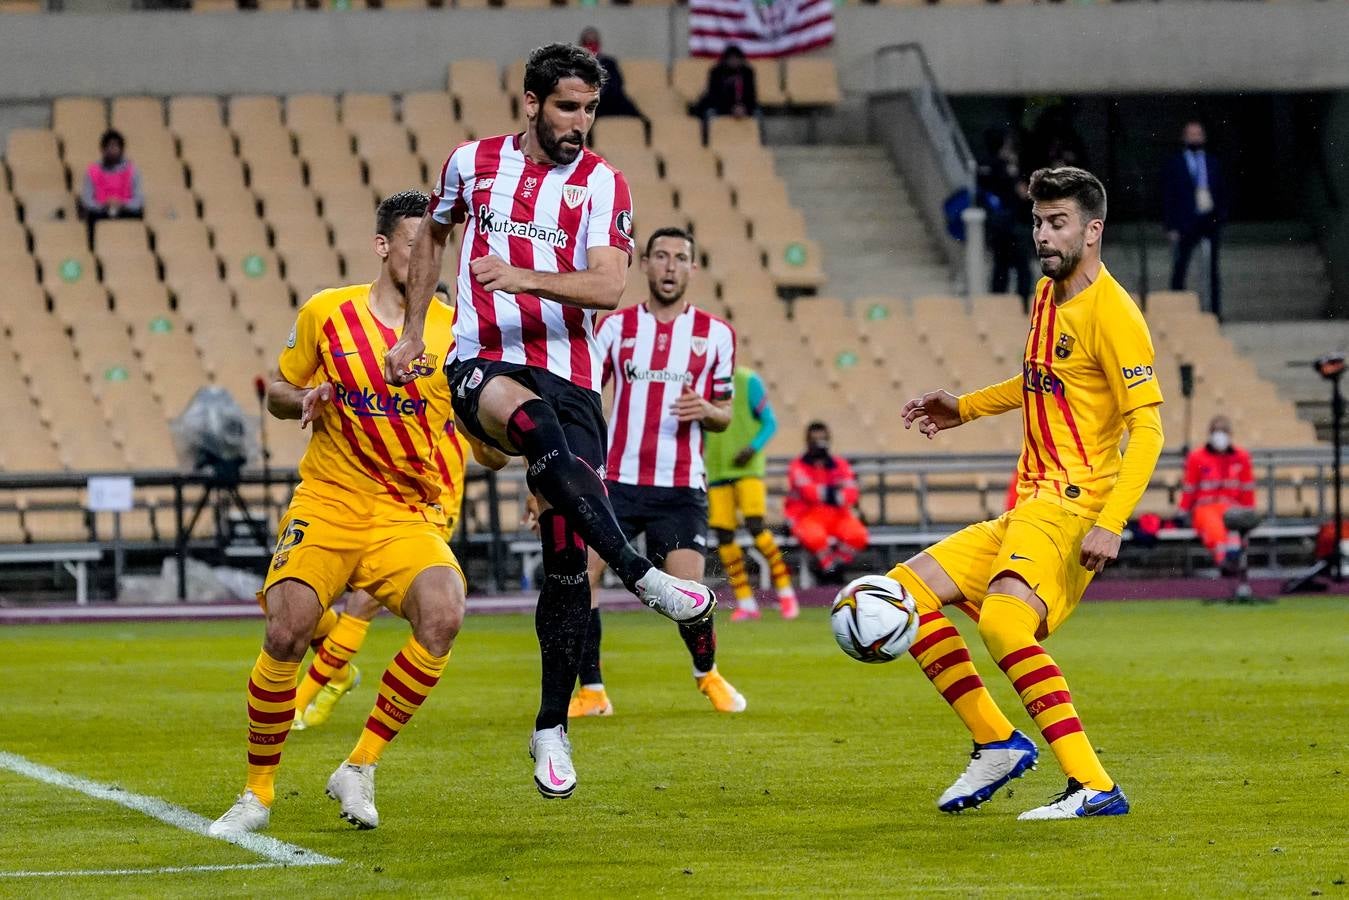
[0,4,1346,102]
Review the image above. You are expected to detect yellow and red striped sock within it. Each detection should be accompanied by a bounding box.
[244,650,300,806]
[717,542,754,602]
[295,614,372,713]
[347,636,448,766]
[752,530,793,593]
[893,565,1014,745]
[981,594,1112,790]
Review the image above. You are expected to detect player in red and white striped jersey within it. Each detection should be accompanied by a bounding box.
[570,227,747,718]
[384,44,715,800]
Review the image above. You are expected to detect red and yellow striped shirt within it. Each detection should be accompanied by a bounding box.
[280,284,462,512]
[960,266,1164,519]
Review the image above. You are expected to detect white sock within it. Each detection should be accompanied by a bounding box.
[693,666,714,679]
[582,682,605,692]
[777,586,796,602]
[737,597,760,612]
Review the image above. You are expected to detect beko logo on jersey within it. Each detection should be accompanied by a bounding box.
[1023,363,1065,397]
[477,204,569,247]
[1122,364,1155,387]
[623,359,693,385]
[333,384,429,418]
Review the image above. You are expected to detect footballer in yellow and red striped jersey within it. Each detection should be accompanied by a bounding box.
[210,190,475,839]
[890,167,1164,821]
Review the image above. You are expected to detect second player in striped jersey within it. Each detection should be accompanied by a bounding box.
[385,43,716,799]
[570,227,747,718]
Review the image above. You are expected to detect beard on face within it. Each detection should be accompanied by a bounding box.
[1038,239,1083,280]
[536,114,584,165]
[649,276,685,305]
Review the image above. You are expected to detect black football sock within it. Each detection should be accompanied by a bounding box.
[534,510,591,732]
[508,399,652,590]
[578,607,603,687]
[679,617,717,675]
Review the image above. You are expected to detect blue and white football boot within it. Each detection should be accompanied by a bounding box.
[1018,778,1130,820]
[938,729,1039,812]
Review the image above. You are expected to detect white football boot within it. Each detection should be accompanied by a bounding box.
[529,725,577,799]
[208,790,270,837]
[326,762,379,829]
[937,729,1039,812]
[635,568,716,624]
[1018,778,1130,820]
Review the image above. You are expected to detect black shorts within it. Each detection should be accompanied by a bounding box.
[446,357,607,470]
[607,481,709,566]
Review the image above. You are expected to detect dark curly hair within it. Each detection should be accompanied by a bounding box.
[375,190,430,237]
[523,42,606,102]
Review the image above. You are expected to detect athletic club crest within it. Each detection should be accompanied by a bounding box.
[690,336,708,356]
[562,185,588,209]
[1055,334,1076,360]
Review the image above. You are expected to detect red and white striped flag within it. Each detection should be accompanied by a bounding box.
[689,0,835,59]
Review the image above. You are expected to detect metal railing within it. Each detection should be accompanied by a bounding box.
[869,42,983,296]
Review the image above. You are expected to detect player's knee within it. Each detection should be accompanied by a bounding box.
[407,569,466,656]
[744,516,765,536]
[263,617,313,662]
[890,564,942,614]
[977,590,1041,657]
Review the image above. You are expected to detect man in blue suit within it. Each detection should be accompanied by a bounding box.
[1163,120,1228,319]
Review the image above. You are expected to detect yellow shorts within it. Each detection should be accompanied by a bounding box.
[707,477,768,531]
[262,484,464,619]
[903,498,1097,636]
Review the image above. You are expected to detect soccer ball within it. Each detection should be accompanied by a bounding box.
[830,575,920,663]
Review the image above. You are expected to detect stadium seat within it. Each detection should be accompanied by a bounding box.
[286,94,340,132]
[457,94,519,141]
[131,310,211,416]
[52,97,107,167]
[71,309,139,384]
[671,59,709,108]
[109,96,167,141]
[142,185,201,227]
[448,59,504,96]
[750,59,787,108]
[341,92,395,127]
[784,58,842,108]
[5,128,68,196]
[93,218,150,261]
[764,238,825,292]
[229,95,285,134]
[47,279,111,331]
[168,95,225,134]
[708,116,761,149]
[366,152,425,203]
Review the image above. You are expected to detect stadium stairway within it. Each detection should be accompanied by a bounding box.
[771,144,952,301]
[1224,319,1349,438]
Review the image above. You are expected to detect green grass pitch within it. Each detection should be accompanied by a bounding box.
[1,597,1346,897]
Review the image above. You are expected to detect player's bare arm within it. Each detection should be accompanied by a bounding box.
[385,215,453,384]
[671,387,732,431]
[470,245,627,311]
[266,379,332,428]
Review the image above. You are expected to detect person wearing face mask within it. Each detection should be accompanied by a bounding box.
[784,422,868,581]
[579,27,643,119]
[1162,120,1228,319]
[1179,415,1256,573]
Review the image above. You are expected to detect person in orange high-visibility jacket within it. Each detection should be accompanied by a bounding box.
[785,421,869,577]
[1180,415,1256,570]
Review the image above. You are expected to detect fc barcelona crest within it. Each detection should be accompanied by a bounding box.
[1055,334,1076,360]
[690,336,708,356]
[410,352,439,379]
[562,185,588,209]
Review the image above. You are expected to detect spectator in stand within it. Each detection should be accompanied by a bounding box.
[79,129,143,244]
[785,421,869,582]
[579,27,643,119]
[692,45,758,141]
[1163,120,1228,320]
[1179,415,1256,574]
[979,128,1033,304]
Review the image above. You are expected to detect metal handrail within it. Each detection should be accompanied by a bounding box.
[873,42,976,195]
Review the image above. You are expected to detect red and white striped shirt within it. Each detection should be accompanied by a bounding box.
[428,134,635,392]
[598,303,736,489]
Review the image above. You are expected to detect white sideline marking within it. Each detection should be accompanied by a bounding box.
[0,751,340,869]
[0,863,288,879]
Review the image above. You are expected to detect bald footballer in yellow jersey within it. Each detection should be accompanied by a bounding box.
[210,191,483,837]
[892,167,1164,820]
